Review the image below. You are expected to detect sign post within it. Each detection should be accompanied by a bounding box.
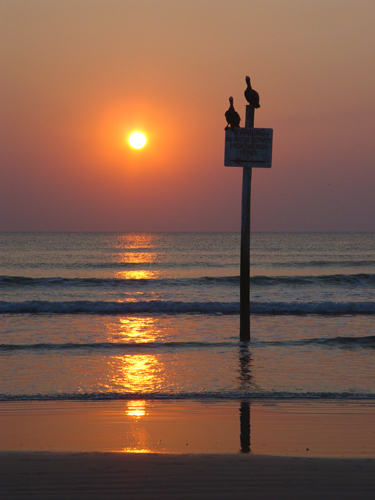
[225,104,273,341]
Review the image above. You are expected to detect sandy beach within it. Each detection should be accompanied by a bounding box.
[1,400,375,498]
[2,452,375,499]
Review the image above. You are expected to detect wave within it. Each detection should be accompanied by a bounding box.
[304,335,375,348]
[4,273,374,291]
[0,300,239,315]
[8,261,236,271]
[251,273,375,287]
[262,335,375,349]
[2,336,373,353]
[2,299,375,316]
[4,273,375,290]
[258,260,375,268]
[0,341,235,352]
[0,275,239,289]
[1,391,375,402]
[250,301,375,315]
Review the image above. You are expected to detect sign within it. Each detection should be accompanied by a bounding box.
[225,128,273,168]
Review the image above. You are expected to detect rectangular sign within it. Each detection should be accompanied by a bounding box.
[224,128,273,168]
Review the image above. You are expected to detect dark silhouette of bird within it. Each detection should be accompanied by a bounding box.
[244,76,260,108]
[225,96,241,130]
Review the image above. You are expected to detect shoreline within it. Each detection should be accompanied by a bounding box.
[1,399,375,457]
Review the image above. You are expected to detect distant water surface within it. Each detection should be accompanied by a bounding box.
[1,232,375,400]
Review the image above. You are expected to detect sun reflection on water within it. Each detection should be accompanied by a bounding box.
[120,447,151,453]
[120,354,162,391]
[113,233,159,251]
[115,270,160,280]
[106,234,165,442]
[112,233,162,295]
[113,233,161,280]
[116,252,158,265]
[126,400,147,418]
[106,316,165,392]
[122,400,151,454]
[108,316,161,343]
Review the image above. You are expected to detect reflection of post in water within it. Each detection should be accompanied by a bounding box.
[238,343,252,453]
[238,343,252,387]
[240,401,250,453]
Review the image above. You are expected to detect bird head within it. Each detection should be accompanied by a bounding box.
[229,96,234,104]
[245,76,251,85]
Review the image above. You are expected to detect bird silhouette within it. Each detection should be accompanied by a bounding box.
[225,96,241,130]
[244,76,260,108]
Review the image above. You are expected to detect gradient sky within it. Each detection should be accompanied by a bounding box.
[1,0,375,232]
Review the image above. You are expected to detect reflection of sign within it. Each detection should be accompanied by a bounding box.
[225,128,273,168]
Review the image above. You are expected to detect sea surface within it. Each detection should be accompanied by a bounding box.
[1,232,375,401]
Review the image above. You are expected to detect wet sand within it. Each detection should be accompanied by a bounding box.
[2,400,375,499]
[1,400,375,456]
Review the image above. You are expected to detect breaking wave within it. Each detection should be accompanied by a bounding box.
[261,335,375,348]
[0,275,239,288]
[1,391,375,402]
[250,301,375,315]
[0,300,239,315]
[1,300,375,316]
[0,341,235,352]
[1,336,374,352]
[251,273,375,287]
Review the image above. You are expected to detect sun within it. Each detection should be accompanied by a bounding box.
[129,132,147,149]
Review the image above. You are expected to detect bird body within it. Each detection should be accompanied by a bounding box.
[244,76,260,108]
[225,96,241,130]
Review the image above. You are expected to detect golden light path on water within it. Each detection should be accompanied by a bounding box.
[115,270,160,281]
[115,252,158,265]
[113,233,160,281]
[107,234,165,452]
[105,315,166,453]
[111,354,163,393]
[114,233,158,252]
[117,317,160,343]
[106,316,165,388]
[126,400,147,418]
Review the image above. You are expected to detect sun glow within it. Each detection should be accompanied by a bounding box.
[129,132,146,149]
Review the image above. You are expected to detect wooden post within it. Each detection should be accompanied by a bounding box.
[240,106,254,341]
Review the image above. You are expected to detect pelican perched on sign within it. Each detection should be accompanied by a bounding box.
[225,96,241,130]
[244,76,260,108]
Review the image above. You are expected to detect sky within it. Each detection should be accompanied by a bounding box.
[1,0,375,232]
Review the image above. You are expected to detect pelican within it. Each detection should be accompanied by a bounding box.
[244,76,260,108]
[225,96,241,130]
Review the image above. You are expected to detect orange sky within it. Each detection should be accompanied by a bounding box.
[1,0,375,231]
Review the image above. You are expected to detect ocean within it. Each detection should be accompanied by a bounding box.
[1,231,375,401]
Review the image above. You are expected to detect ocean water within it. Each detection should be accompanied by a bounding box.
[0,232,375,401]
